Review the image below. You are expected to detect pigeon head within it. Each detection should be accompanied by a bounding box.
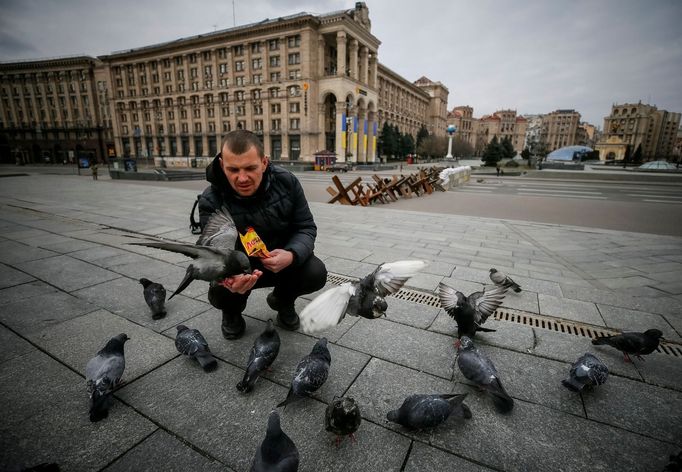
[489,268,498,274]
[455,292,467,308]
[176,325,189,333]
[372,296,388,318]
[115,333,130,343]
[386,408,400,423]
[311,337,331,362]
[458,336,474,350]
[644,329,664,340]
[101,333,129,355]
[265,318,276,332]
[266,410,282,437]
[229,251,252,275]
[139,278,153,287]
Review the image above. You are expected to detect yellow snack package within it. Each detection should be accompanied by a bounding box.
[239,227,270,258]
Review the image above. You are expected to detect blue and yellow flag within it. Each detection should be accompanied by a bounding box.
[341,112,347,149]
[363,119,368,153]
[352,116,358,153]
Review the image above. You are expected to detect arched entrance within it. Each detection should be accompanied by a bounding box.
[323,93,337,152]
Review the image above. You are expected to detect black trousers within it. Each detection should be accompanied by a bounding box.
[207,254,327,315]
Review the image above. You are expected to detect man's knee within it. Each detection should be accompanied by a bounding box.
[306,255,328,291]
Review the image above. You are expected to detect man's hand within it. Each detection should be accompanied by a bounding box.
[261,249,294,273]
[218,270,263,294]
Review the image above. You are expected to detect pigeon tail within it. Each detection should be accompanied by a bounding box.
[276,387,300,409]
[459,403,473,419]
[152,310,167,320]
[488,379,514,413]
[237,367,259,393]
[89,390,112,422]
[561,377,585,392]
[591,337,612,346]
[169,271,195,300]
[196,351,217,372]
[511,283,522,293]
[476,326,497,333]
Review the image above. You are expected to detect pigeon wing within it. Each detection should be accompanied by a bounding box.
[437,282,459,314]
[130,241,227,260]
[299,283,355,333]
[196,207,238,251]
[469,286,506,325]
[371,260,427,297]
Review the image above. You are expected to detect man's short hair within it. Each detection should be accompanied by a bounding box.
[221,130,265,158]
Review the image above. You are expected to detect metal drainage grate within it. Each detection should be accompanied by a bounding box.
[325,272,682,358]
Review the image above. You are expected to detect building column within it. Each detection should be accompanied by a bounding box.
[189,134,196,158]
[366,111,376,162]
[349,38,358,80]
[360,46,369,85]
[318,38,326,77]
[281,133,289,160]
[335,101,346,161]
[370,55,378,89]
[336,32,346,78]
[357,107,367,163]
[318,102,327,152]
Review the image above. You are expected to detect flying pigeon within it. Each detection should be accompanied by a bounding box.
[277,337,331,408]
[438,282,507,345]
[237,319,281,393]
[129,207,251,299]
[489,268,521,293]
[456,336,514,413]
[85,333,129,422]
[562,353,609,392]
[299,260,427,333]
[325,396,362,446]
[386,393,471,430]
[139,278,167,319]
[175,325,217,372]
[591,329,664,362]
[251,410,299,472]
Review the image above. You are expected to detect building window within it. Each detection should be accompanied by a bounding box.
[271,118,281,131]
[290,118,300,130]
[235,61,244,72]
[288,53,300,65]
[222,121,231,132]
[288,69,301,80]
[194,122,202,133]
[182,123,188,133]
[251,42,261,54]
[270,72,281,82]
[271,103,281,114]
[219,63,228,74]
[252,74,262,85]
[287,35,301,48]
[269,39,279,50]
[222,106,230,117]
[193,109,201,118]
[252,58,262,70]
[233,45,244,56]
[218,48,227,59]
[254,119,263,131]
[289,102,300,113]
[190,68,198,78]
[288,85,301,96]
[269,56,280,67]
[203,50,211,61]
[235,76,245,86]
[236,105,245,115]
[253,105,263,115]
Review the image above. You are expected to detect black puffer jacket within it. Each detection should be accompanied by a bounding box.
[198,154,317,267]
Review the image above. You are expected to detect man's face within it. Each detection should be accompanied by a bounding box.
[219,144,268,197]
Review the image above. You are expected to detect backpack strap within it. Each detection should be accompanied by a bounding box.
[189,194,202,234]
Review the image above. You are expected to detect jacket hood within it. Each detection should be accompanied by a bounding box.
[206,152,272,200]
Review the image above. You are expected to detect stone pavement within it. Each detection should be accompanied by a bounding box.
[0,173,681,472]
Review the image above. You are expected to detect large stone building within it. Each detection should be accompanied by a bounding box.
[595,102,681,161]
[447,107,527,156]
[0,3,448,165]
[539,109,581,152]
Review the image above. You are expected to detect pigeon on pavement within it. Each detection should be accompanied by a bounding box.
[438,282,506,345]
[129,207,251,299]
[562,353,609,392]
[175,325,218,372]
[277,338,331,408]
[325,396,362,445]
[139,278,167,319]
[85,333,129,422]
[299,260,427,333]
[386,393,471,430]
[489,268,522,293]
[456,336,514,413]
[237,319,281,392]
[251,410,299,472]
[591,329,664,362]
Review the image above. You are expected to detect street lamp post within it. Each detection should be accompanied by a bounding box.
[446,124,457,159]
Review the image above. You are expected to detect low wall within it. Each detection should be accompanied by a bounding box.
[439,166,472,190]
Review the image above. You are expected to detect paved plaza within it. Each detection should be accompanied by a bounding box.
[0,172,681,471]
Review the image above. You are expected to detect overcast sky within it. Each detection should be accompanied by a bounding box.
[1,0,680,128]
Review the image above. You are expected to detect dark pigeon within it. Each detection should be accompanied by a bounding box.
[277,337,331,408]
[592,329,664,362]
[325,396,362,445]
[237,319,281,392]
[129,207,251,299]
[85,333,129,422]
[139,278,167,319]
[456,336,514,413]
[300,260,427,333]
[20,463,60,472]
[251,410,299,472]
[438,282,506,345]
[386,393,471,430]
[489,268,522,293]
[562,353,609,392]
[175,325,217,372]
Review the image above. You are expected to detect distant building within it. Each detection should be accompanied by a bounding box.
[595,102,681,161]
[540,109,581,152]
[447,105,474,145]
[477,109,527,154]
[523,114,544,154]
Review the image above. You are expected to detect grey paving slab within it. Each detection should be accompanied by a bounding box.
[31,309,178,382]
[0,349,156,471]
[163,311,370,404]
[420,259,457,277]
[0,262,34,289]
[381,296,440,329]
[315,245,373,263]
[103,429,231,472]
[0,325,35,365]
[499,290,540,313]
[338,317,456,380]
[68,244,133,263]
[0,238,58,264]
[0,280,59,305]
[451,343,584,417]
[404,442,496,472]
[320,256,368,276]
[0,290,98,335]
[597,304,682,342]
[651,281,682,295]
[0,226,53,241]
[450,266,491,284]
[403,271,444,292]
[21,232,74,248]
[538,294,604,325]
[437,277,486,297]
[107,254,183,279]
[117,357,410,472]
[560,284,682,317]
[583,374,682,445]
[73,276,211,333]
[153,269,211,300]
[634,351,682,392]
[15,254,120,292]
[38,238,100,254]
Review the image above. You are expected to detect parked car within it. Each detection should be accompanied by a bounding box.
[326,162,350,172]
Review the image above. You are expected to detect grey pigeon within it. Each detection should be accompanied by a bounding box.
[562,353,609,392]
[251,410,299,472]
[300,260,427,333]
[277,337,331,408]
[325,396,362,446]
[237,319,281,392]
[386,393,471,430]
[592,329,664,362]
[130,207,251,299]
[438,282,506,345]
[139,278,167,319]
[175,325,217,372]
[85,333,129,422]
[456,336,514,413]
[489,268,522,293]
